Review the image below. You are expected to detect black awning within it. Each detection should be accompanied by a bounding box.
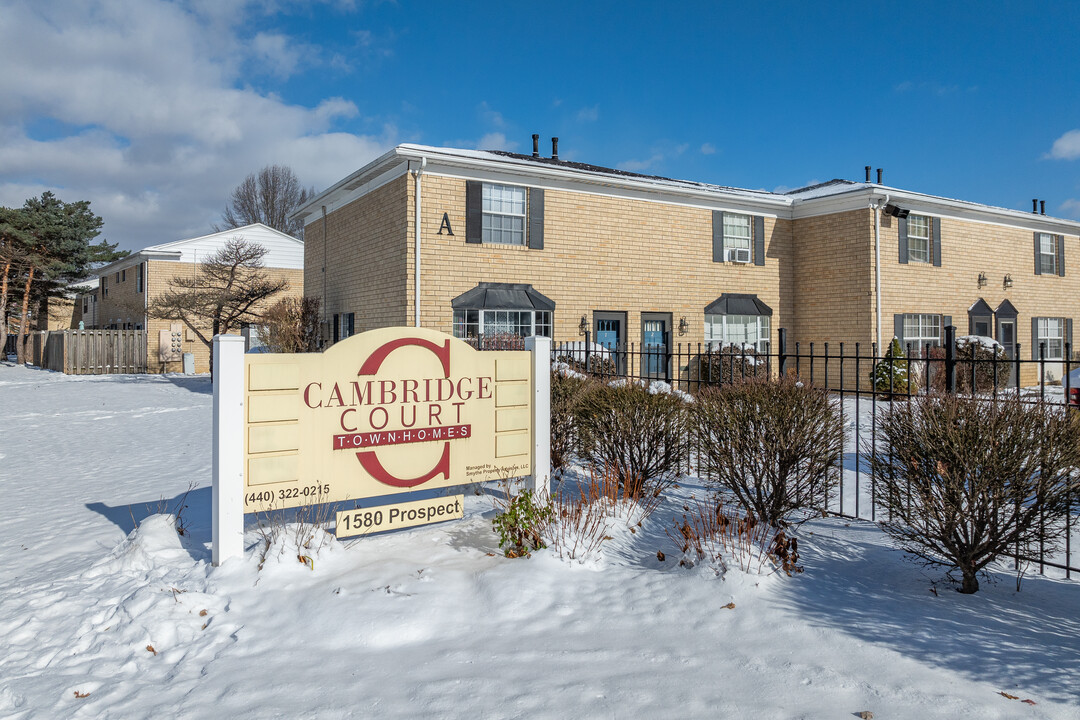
[451,282,556,311]
[969,298,993,316]
[704,293,772,316]
[995,299,1018,319]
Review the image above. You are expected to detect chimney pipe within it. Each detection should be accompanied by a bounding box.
[876,168,883,184]
[551,137,559,161]
[865,166,871,182]
[532,134,539,158]
[1041,200,1046,215]
[1033,199,1039,213]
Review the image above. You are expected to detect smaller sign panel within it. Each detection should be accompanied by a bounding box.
[335,495,464,538]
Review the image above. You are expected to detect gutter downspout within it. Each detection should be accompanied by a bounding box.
[414,157,427,328]
[871,193,890,350]
[321,205,327,340]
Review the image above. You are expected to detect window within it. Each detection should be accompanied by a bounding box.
[902,314,941,356]
[453,309,552,340]
[136,263,143,293]
[723,213,752,262]
[908,215,931,263]
[101,276,108,298]
[1038,233,1057,275]
[1036,317,1064,360]
[121,268,126,282]
[705,314,770,353]
[482,183,526,245]
[82,297,88,313]
[336,313,355,342]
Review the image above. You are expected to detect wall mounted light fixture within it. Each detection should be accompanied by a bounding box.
[678,317,689,336]
[977,272,987,288]
[1003,274,1013,289]
[578,315,588,335]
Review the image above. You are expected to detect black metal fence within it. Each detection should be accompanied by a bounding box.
[527,326,1079,580]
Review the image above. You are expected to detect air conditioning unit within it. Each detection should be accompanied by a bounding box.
[728,247,751,264]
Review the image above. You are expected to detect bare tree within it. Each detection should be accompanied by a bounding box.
[869,394,1080,593]
[218,165,314,238]
[149,238,289,376]
[261,296,322,353]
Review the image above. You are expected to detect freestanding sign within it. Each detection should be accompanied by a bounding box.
[211,328,551,565]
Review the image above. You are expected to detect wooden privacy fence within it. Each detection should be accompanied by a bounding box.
[32,330,148,374]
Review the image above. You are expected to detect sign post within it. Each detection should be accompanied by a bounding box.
[526,335,551,503]
[212,334,246,566]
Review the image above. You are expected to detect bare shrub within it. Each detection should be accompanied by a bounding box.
[690,344,768,387]
[926,337,1010,394]
[575,381,688,496]
[554,341,617,377]
[550,369,594,473]
[869,394,1080,593]
[695,377,843,527]
[262,296,322,352]
[666,495,803,576]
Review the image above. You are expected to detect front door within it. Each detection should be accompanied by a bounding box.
[641,312,671,380]
[594,311,626,375]
[998,319,1016,387]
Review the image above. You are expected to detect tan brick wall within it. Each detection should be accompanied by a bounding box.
[790,209,875,349]
[407,175,791,359]
[305,176,409,338]
[878,211,1080,385]
[142,260,303,374]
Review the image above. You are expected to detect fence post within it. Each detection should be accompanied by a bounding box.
[778,327,787,378]
[944,325,956,394]
[212,334,246,566]
[525,335,551,503]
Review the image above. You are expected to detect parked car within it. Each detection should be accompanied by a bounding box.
[1067,367,1080,409]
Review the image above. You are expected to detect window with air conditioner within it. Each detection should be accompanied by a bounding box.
[724,213,752,262]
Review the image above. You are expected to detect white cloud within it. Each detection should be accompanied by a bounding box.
[474,133,516,152]
[1059,198,1080,218]
[700,143,716,155]
[617,154,664,172]
[1048,130,1080,161]
[576,105,599,122]
[0,0,392,251]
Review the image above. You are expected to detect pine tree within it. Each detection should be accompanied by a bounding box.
[872,337,910,394]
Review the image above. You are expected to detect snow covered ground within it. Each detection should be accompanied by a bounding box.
[2,364,1079,719]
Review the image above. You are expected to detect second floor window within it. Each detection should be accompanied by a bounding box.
[908,215,931,263]
[1038,233,1057,275]
[482,183,526,245]
[723,213,752,262]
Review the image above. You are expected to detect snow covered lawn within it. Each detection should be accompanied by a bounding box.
[1,364,1078,718]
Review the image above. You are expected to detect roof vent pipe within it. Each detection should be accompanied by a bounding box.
[865,166,871,182]
[551,137,559,161]
[532,134,539,158]
[877,168,883,184]
[1033,199,1039,213]
[1041,200,1046,215]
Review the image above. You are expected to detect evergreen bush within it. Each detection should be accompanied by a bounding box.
[871,337,910,394]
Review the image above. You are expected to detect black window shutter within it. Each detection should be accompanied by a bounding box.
[1068,318,1074,357]
[466,181,482,244]
[528,188,544,249]
[893,314,904,344]
[898,216,909,264]
[1057,234,1065,277]
[932,217,942,267]
[333,314,340,343]
[943,315,952,341]
[347,313,355,336]
[712,211,725,263]
[1034,232,1042,275]
[753,216,765,266]
[1032,317,1040,360]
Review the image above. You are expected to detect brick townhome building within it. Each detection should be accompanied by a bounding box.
[79,223,304,373]
[295,141,1080,386]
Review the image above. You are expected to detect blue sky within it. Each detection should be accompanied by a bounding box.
[2,0,1079,251]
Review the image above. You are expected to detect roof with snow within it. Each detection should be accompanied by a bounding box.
[95,223,303,276]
